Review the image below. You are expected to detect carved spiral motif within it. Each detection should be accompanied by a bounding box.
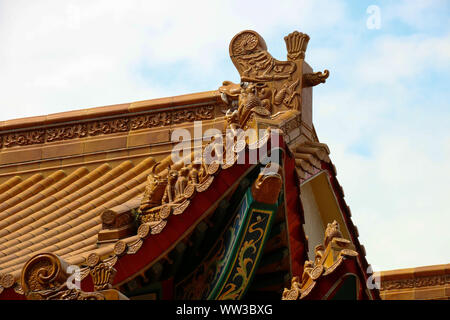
[159,205,171,219]
[137,223,151,239]
[232,32,259,55]
[21,253,66,294]
[0,273,15,288]
[183,184,196,199]
[86,253,100,267]
[114,241,127,256]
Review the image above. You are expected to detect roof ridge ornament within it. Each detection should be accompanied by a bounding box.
[285,31,310,61]
[20,253,126,300]
[220,30,329,135]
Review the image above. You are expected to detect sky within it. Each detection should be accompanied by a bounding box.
[0,0,449,272]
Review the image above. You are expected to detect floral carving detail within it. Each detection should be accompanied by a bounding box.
[86,253,100,267]
[126,239,143,254]
[46,124,88,142]
[232,32,260,56]
[114,241,127,256]
[284,31,310,61]
[130,112,170,129]
[129,106,214,130]
[381,275,449,291]
[0,273,15,288]
[89,119,129,136]
[3,130,45,148]
[0,105,217,149]
[90,263,117,291]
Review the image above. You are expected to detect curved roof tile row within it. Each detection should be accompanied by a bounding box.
[0,156,156,279]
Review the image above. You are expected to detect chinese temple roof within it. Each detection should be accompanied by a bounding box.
[0,29,378,300]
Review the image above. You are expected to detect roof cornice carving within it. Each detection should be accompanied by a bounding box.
[0,104,217,150]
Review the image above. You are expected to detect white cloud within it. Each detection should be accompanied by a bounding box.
[313,27,450,270]
[0,0,350,120]
[382,0,450,31]
[353,33,450,85]
[332,131,450,270]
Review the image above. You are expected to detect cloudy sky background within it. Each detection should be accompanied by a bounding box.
[0,0,449,271]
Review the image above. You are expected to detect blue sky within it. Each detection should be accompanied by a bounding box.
[0,0,449,271]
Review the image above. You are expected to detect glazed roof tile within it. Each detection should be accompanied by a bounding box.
[0,156,156,279]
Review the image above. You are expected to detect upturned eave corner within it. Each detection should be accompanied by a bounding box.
[282,221,361,300]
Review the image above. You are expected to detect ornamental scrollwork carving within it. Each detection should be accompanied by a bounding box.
[380,275,449,291]
[230,30,297,82]
[90,262,117,291]
[138,124,272,231]
[220,30,329,132]
[138,157,218,224]
[0,105,217,149]
[2,130,46,148]
[251,162,283,205]
[21,253,108,300]
[46,124,88,142]
[282,221,358,300]
[88,119,129,136]
[302,70,330,87]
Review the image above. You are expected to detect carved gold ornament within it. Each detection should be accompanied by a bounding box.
[221,30,329,133]
[19,253,124,300]
[90,263,117,291]
[282,221,358,300]
[284,31,310,61]
[251,162,283,204]
[114,241,127,256]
